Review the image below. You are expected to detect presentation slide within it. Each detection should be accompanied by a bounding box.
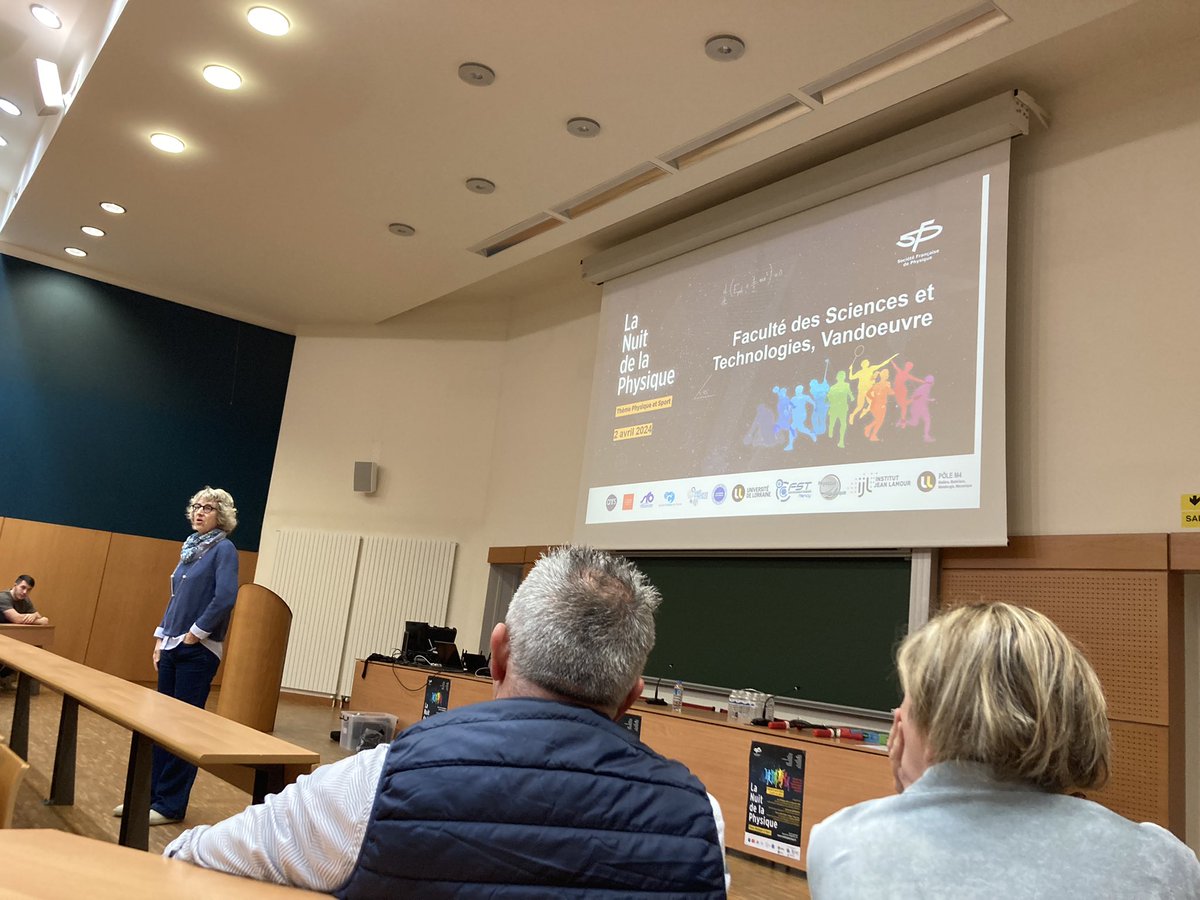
[575,142,1010,549]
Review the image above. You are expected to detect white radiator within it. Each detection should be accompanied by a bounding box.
[265,529,456,697]
[268,529,361,695]
[336,535,456,697]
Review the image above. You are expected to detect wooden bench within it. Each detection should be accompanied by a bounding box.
[0,634,318,851]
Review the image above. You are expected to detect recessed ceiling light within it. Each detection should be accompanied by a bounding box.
[202,65,243,90]
[150,132,186,153]
[81,226,105,237]
[458,63,495,87]
[566,117,601,138]
[64,247,86,257]
[465,177,496,194]
[705,34,746,62]
[247,6,290,36]
[388,223,416,236]
[99,201,126,214]
[29,4,62,29]
[0,98,20,117]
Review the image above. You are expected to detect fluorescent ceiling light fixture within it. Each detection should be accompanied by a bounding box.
[100,201,126,214]
[0,136,7,148]
[247,6,290,36]
[81,225,105,237]
[805,4,1009,105]
[202,65,242,90]
[29,4,62,29]
[0,98,20,117]
[150,132,185,153]
[35,58,64,115]
[64,247,86,257]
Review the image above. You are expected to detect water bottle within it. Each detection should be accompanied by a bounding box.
[671,680,684,713]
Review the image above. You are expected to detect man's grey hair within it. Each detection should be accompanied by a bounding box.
[505,546,661,709]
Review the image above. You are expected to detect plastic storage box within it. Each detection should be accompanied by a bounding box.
[339,711,398,752]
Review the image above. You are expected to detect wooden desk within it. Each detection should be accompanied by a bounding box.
[349,660,892,870]
[0,623,55,648]
[0,830,321,898]
[0,635,319,852]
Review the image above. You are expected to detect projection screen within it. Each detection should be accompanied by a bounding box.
[575,139,1010,550]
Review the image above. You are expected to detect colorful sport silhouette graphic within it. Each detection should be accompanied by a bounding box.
[786,384,818,449]
[738,352,939,454]
[863,369,893,441]
[825,370,853,449]
[743,400,776,448]
[891,360,922,427]
[772,386,792,442]
[809,360,831,435]
[848,351,898,424]
[907,375,936,442]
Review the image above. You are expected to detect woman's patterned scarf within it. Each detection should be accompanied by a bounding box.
[180,528,226,564]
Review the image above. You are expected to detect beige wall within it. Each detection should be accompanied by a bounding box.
[257,324,512,651]
[1005,36,1200,534]
[259,34,1200,646]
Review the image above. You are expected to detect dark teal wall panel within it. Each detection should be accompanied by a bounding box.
[0,254,293,551]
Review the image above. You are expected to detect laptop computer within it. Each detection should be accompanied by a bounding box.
[434,641,462,670]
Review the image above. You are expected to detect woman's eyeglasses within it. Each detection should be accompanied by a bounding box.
[190,503,219,514]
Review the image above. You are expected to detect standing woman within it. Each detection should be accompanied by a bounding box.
[115,487,239,826]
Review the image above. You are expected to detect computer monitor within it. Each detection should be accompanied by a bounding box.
[434,641,462,670]
[402,622,458,663]
[402,621,430,660]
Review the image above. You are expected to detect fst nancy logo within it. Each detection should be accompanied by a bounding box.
[897,218,943,251]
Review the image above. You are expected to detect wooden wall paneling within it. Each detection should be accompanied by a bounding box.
[1169,533,1200,572]
[941,534,1168,571]
[940,570,1170,725]
[85,533,183,681]
[1088,721,1171,826]
[0,518,110,663]
[486,547,526,565]
[939,540,1182,835]
[1167,572,1185,835]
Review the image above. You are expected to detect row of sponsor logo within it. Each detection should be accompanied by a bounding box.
[604,470,965,512]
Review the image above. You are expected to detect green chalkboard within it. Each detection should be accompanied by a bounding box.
[632,555,909,715]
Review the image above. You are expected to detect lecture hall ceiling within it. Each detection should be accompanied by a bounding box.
[0,0,1190,332]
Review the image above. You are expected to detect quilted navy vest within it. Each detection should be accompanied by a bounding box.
[337,697,727,899]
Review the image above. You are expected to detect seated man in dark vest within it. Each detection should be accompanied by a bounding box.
[166,546,729,897]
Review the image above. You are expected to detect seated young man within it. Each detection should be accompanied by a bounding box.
[0,575,50,626]
[166,546,730,897]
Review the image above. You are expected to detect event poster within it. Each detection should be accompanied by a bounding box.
[422,676,450,719]
[744,741,805,860]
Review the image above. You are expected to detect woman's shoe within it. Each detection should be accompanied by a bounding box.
[149,809,182,826]
[112,804,123,817]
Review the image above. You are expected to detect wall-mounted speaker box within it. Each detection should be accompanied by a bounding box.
[353,461,378,494]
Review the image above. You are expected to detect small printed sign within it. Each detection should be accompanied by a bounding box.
[1183,494,1200,528]
[423,676,450,719]
[744,742,805,861]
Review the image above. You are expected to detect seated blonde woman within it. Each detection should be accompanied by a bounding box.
[807,602,1200,899]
